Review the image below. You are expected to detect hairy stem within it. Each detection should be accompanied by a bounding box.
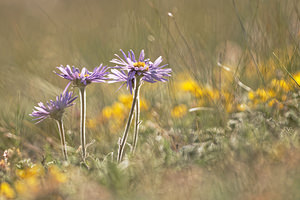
[56,119,68,161]
[132,86,141,154]
[79,87,87,160]
[117,78,141,162]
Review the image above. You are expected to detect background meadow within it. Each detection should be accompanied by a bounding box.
[0,0,300,199]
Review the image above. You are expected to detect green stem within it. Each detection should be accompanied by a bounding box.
[79,87,87,160]
[56,119,68,161]
[117,77,141,162]
[132,86,141,154]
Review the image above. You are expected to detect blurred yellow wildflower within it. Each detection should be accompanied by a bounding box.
[102,94,149,122]
[248,91,255,100]
[48,165,67,183]
[293,71,300,86]
[248,88,274,105]
[256,89,268,102]
[237,103,247,111]
[14,165,67,197]
[27,164,44,177]
[270,79,290,92]
[171,104,187,118]
[118,94,148,110]
[118,94,132,108]
[15,169,26,178]
[268,99,278,107]
[279,103,284,109]
[16,164,44,179]
[225,104,233,113]
[247,74,297,107]
[13,164,45,197]
[180,80,203,97]
[180,80,198,91]
[102,106,113,119]
[268,99,284,109]
[0,182,15,199]
[111,102,126,118]
[267,90,276,98]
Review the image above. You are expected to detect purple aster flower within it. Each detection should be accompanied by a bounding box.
[109,49,172,93]
[30,91,77,123]
[30,91,76,160]
[109,49,171,162]
[54,64,109,91]
[55,64,108,161]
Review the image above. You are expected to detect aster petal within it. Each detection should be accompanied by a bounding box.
[130,50,136,62]
[34,106,49,113]
[81,68,87,77]
[139,50,145,61]
[34,116,49,124]
[128,78,133,94]
[57,65,69,75]
[152,56,163,68]
[126,58,135,66]
[63,81,72,94]
[111,58,128,66]
[120,49,128,61]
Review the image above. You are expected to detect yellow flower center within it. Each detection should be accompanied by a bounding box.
[133,61,149,71]
[78,73,89,77]
[133,62,146,68]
